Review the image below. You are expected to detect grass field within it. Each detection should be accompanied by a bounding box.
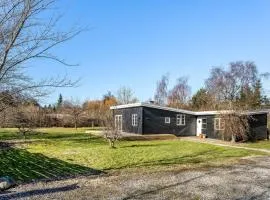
[243,140,270,150]
[0,128,268,183]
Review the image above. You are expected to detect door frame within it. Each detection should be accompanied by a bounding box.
[115,115,123,132]
[196,117,203,136]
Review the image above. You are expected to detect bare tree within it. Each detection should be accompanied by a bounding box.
[218,108,252,142]
[205,61,259,104]
[0,0,82,113]
[154,73,169,106]
[62,99,84,129]
[167,77,191,108]
[9,103,40,139]
[116,86,138,105]
[102,111,121,148]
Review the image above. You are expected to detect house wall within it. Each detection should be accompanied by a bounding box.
[142,107,196,136]
[199,113,268,140]
[113,106,268,140]
[113,107,143,134]
[197,115,220,139]
[248,113,268,140]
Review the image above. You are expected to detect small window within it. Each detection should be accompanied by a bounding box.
[132,114,138,126]
[165,117,170,124]
[176,114,185,126]
[214,118,225,130]
[202,118,207,129]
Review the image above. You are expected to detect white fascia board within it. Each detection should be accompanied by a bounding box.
[110,103,142,110]
[195,110,269,116]
[140,103,196,115]
[110,103,269,116]
[110,103,196,115]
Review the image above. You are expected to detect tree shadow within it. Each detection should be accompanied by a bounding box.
[0,142,14,150]
[104,149,220,170]
[0,147,103,183]
[0,183,79,200]
[120,143,170,148]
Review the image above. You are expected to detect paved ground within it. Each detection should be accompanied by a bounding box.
[1,156,270,200]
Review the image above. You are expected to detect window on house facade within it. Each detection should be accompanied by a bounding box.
[202,118,207,129]
[214,118,225,130]
[165,117,170,124]
[176,114,185,126]
[115,115,123,131]
[132,114,138,126]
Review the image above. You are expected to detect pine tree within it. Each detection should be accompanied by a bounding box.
[252,80,262,109]
[191,88,212,110]
[57,94,63,109]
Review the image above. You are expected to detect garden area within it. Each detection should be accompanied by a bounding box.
[0,128,268,183]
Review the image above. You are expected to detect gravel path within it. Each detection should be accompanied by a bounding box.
[1,156,270,200]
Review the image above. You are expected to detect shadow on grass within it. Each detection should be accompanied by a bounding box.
[120,143,170,148]
[104,149,235,170]
[0,184,79,200]
[0,147,103,183]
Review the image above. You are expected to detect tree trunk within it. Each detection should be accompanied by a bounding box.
[74,121,77,130]
[231,134,236,143]
[109,139,115,148]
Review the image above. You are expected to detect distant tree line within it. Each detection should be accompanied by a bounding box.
[154,61,270,111]
[0,86,139,129]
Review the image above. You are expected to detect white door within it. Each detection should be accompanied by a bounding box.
[115,115,122,132]
[196,118,202,136]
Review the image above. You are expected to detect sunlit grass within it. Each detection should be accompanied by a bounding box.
[26,138,265,171]
[242,140,270,150]
[0,128,268,182]
[0,127,101,140]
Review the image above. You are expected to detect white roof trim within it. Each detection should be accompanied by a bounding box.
[110,103,269,116]
[110,103,195,115]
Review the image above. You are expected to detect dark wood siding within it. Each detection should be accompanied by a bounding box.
[142,107,196,136]
[113,107,143,134]
[113,106,268,140]
[248,114,268,140]
[199,113,268,140]
[198,115,218,139]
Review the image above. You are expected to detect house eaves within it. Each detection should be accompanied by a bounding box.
[110,103,269,116]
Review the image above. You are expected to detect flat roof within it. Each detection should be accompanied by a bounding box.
[110,103,269,116]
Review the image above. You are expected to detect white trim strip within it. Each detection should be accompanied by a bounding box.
[110,103,195,115]
[110,103,269,116]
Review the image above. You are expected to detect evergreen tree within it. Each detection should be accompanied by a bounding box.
[238,80,263,109]
[57,94,63,109]
[191,88,212,110]
[251,80,262,108]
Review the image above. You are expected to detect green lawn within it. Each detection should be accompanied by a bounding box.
[242,140,270,150]
[0,127,100,140]
[0,128,267,183]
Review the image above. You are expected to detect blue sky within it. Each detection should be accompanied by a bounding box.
[29,0,270,105]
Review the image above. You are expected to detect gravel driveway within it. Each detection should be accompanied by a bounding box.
[1,156,270,200]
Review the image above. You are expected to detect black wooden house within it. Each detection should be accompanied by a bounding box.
[110,103,268,140]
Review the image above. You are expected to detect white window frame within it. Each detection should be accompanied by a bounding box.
[132,114,138,127]
[176,114,185,126]
[202,118,207,129]
[115,115,122,131]
[214,118,225,130]
[165,117,170,124]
